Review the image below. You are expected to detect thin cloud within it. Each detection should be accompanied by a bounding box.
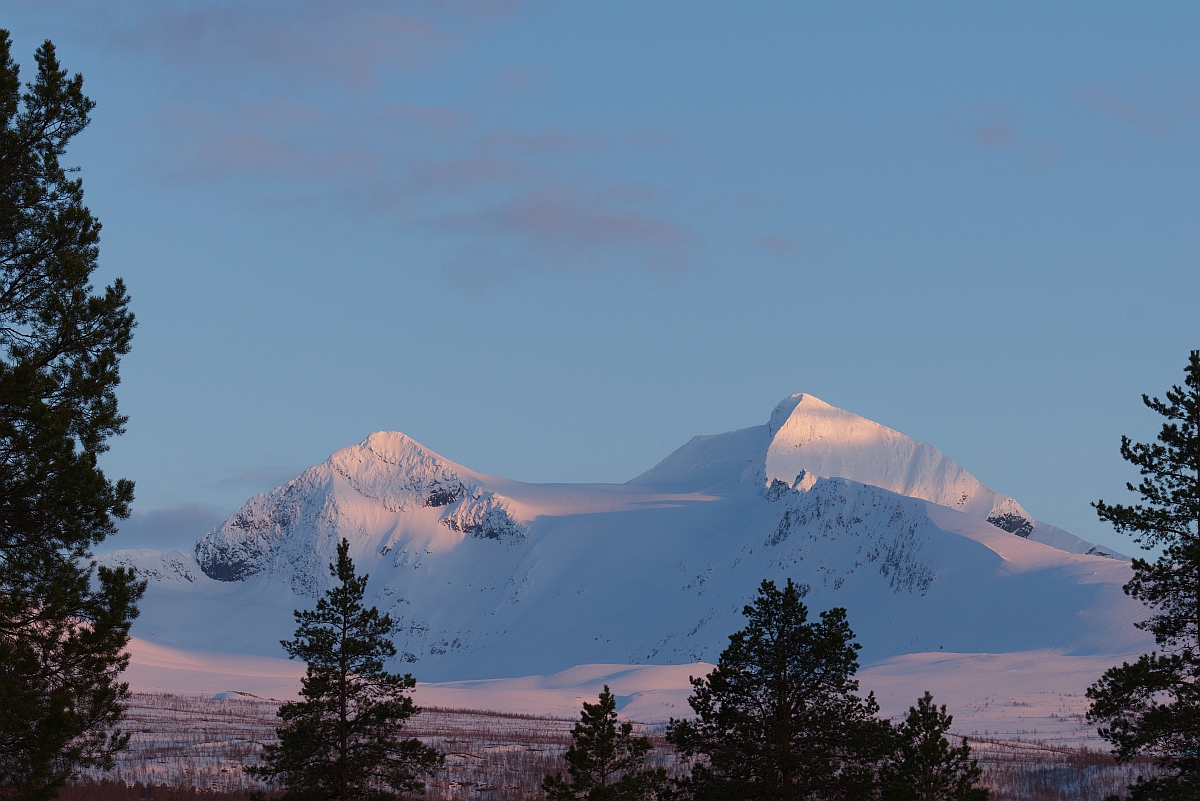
[493,63,554,93]
[970,104,1020,151]
[752,235,839,260]
[213,465,303,490]
[155,102,385,183]
[625,129,683,152]
[100,1,696,282]
[973,121,1015,150]
[476,126,607,156]
[965,104,1065,169]
[112,1,459,90]
[380,104,474,143]
[755,235,796,256]
[596,185,667,204]
[435,186,695,271]
[407,155,550,194]
[1075,67,1200,138]
[1023,140,1066,170]
[415,0,530,27]
[113,504,230,550]
[438,245,518,296]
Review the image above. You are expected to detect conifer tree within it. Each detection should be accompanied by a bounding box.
[543,685,669,801]
[0,32,143,801]
[250,538,443,800]
[1087,351,1200,799]
[667,579,892,801]
[881,692,987,801]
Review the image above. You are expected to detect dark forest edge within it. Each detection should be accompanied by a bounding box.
[0,30,143,801]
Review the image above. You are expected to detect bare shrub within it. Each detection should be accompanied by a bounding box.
[77,693,1160,800]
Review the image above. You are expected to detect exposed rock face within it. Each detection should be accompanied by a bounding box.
[441,494,523,540]
[194,432,525,590]
[986,512,1035,539]
[100,550,198,584]
[765,478,938,596]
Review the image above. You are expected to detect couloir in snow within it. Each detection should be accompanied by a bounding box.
[104,394,1147,682]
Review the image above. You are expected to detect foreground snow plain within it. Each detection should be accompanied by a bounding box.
[108,394,1150,741]
[121,640,1117,745]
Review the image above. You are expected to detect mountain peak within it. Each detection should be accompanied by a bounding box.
[193,430,524,586]
[765,394,1015,520]
[345,431,453,471]
[767,393,877,444]
[769,393,830,435]
[636,393,1121,559]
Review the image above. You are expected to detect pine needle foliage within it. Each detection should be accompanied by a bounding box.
[249,539,443,801]
[543,685,669,801]
[1087,351,1200,799]
[881,692,987,801]
[0,31,143,801]
[667,579,892,801]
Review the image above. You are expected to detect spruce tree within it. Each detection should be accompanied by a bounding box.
[250,538,443,800]
[0,32,143,801]
[881,692,988,801]
[543,685,669,801]
[1087,350,1200,799]
[667,579,892,801]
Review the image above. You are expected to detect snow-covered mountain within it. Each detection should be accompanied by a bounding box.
[104,394,1144,682]
[634,394,1117,557]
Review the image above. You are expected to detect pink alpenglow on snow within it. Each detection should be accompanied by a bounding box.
[106,395,1147,743]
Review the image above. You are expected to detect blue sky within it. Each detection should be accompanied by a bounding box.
[6,1,1198,555]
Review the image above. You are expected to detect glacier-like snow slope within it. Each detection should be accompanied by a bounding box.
[103,394,1147,683]
[633,394,1121,558]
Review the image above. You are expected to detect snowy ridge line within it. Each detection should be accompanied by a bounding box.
[636,393,1122,559]
[104,393,1145,681]
[194,432,526,588]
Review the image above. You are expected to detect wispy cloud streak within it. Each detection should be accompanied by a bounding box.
[965,104,1065,169]
[111,1,461,89]
[1075,67,1200,138]
[71,1,698,281]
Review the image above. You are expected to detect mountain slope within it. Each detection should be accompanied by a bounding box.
[632,394,1120,557]
[102,394,1145,682]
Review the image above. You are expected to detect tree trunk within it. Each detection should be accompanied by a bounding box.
[340,603,349,801]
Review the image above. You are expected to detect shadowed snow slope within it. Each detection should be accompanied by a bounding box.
[103,394,1146,683]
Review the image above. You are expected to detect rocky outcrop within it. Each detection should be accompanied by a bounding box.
[194,432,525,587]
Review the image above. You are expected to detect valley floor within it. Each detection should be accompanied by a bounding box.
[122,637,1135,747]
[80,692,1155,801]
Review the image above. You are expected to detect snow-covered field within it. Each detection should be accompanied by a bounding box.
[93,688,1152,800]
[102,393,1158,797]
[125,638,1119,746]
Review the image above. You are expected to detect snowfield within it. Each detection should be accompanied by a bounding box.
[107,393,1150,735]
[121,639,1117,746]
